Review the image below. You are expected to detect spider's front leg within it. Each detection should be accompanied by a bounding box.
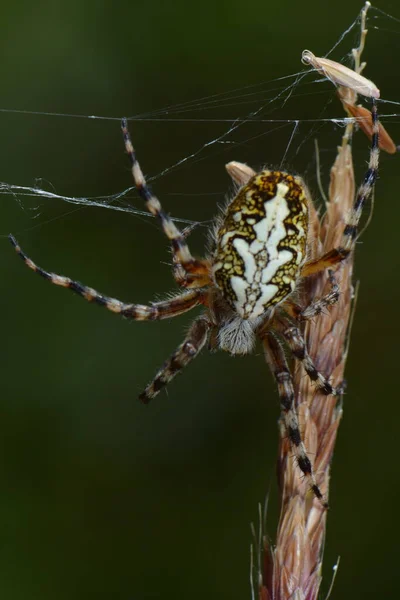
[262,331,327,507]
[301,97,379,279]
[121,119,211,289]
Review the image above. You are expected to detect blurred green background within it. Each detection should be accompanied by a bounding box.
[1,0,399,598]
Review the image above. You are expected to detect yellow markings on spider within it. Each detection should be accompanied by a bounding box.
[10,88,380,508]
[213,171,308,320]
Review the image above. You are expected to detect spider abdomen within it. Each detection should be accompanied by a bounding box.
[212,171,308,319]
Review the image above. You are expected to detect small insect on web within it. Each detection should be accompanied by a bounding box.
[9,82,380,508]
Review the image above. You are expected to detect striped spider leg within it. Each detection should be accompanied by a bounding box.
[301,98,379,277]
[8,241,207,324]
[121,118,211,290]
[139,316,212,403]
[262,331,328,505]
[10,118,215,399]
[10,100,379,506]
[259,271,341,506]
[10,230,213,402]
[281,270,340,322]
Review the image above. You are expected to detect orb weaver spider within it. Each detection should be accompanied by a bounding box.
[10,102,379,506]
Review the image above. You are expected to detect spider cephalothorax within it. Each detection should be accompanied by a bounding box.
[10,103,379,506]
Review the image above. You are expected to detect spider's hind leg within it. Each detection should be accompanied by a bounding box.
[139,316,212,403]
[262,331,327,507]
[278,318,342,397]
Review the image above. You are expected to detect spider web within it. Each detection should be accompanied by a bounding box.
[2,6,400,599]
[1,4,399,240]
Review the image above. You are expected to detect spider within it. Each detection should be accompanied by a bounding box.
[10,103,379,506]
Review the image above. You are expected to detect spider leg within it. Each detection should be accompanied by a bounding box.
[121,118,211,288]
[140,316,211,403]
[299,271,340,320]
[277,316,342,396]
[301,97,379,278]
[281,271,340,322]
[262,331,327,506]
[171,223,211,288]
[9,235,206,320]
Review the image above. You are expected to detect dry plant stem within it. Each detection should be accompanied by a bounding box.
[258,6,372,598]
[261,122,355,600]
[275,132,353,600]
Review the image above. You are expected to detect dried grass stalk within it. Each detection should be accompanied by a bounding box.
[262,131,355,600]
[253,6,379,598]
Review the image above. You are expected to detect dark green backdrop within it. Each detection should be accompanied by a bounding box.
[1,0,399,598]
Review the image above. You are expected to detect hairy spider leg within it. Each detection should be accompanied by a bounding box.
[281,271,340,321]
[262,331,328,507]
[121,118,210,288]
[9,234,204,320]
[140,316,211,403]
[278,320,342,396]
[301,97,379,277]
